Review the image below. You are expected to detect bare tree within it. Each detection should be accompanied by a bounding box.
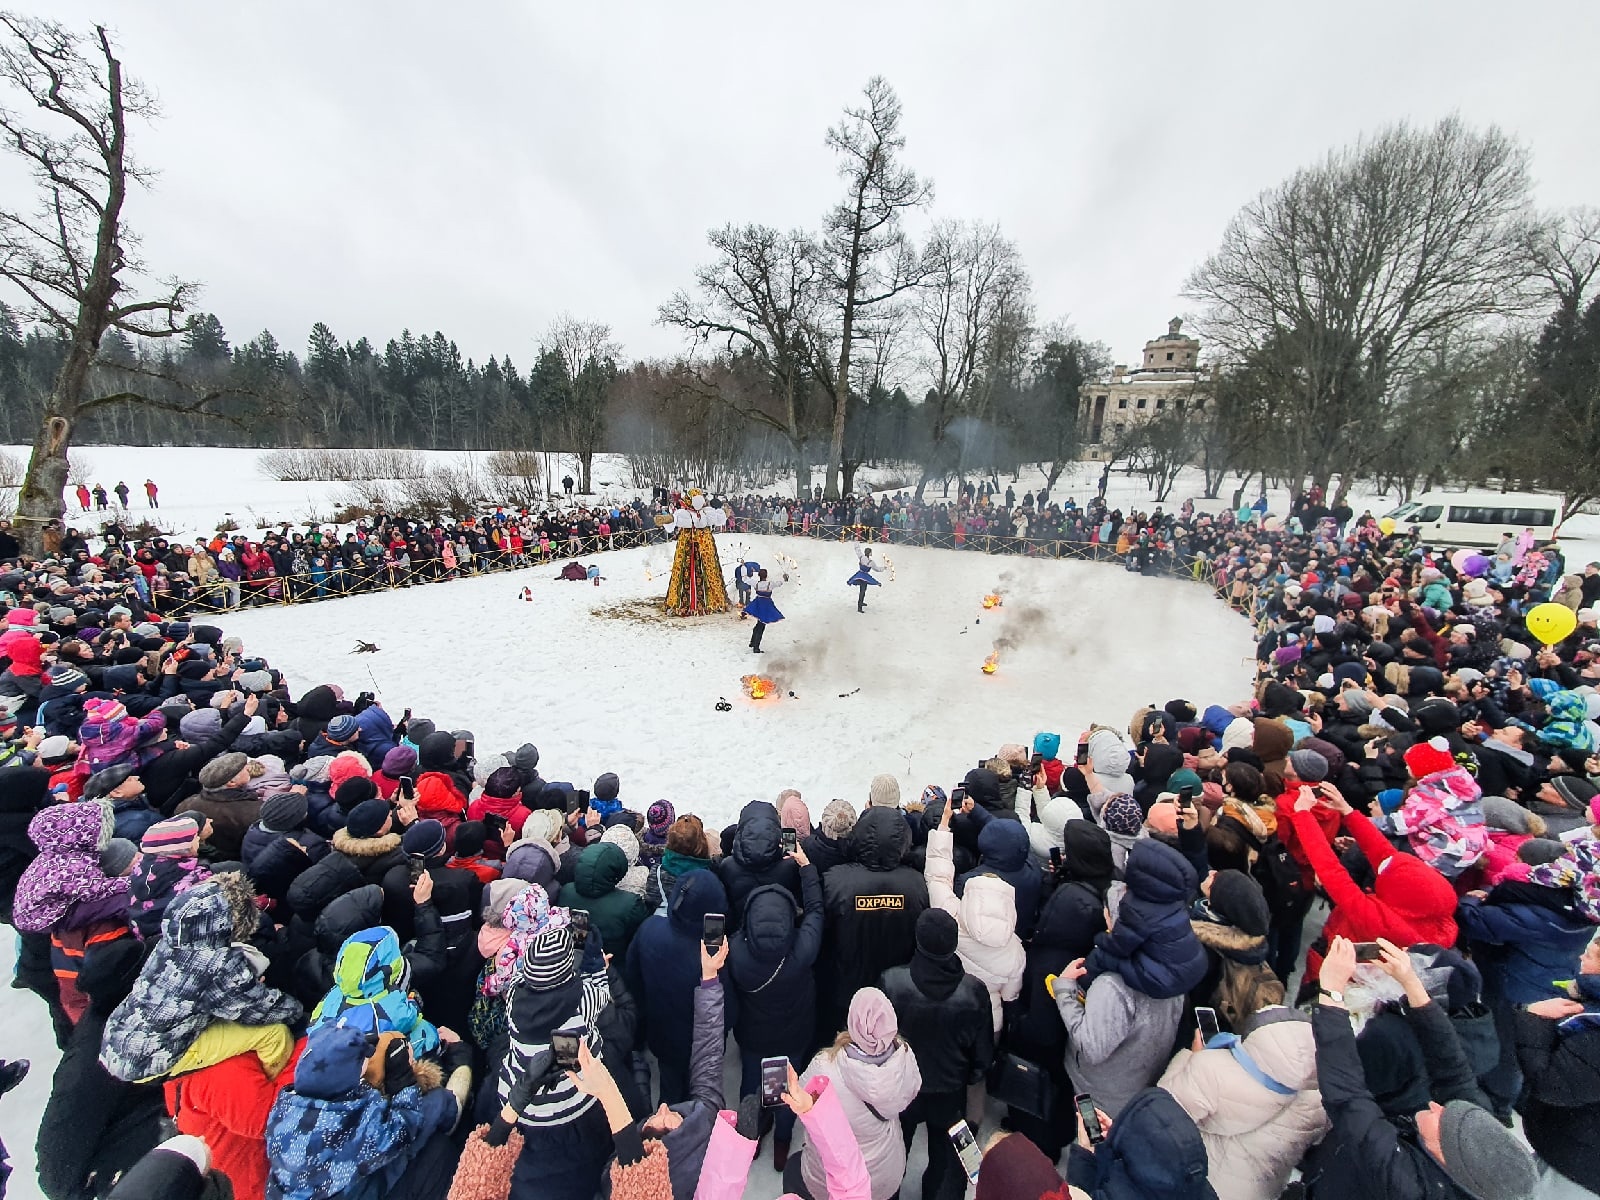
[1528,206,1600,310]
[659,224,824,495]
[1186,116,1539,502]
[0,15,220,556]
[818,77,930,499]
[545,313,621,494]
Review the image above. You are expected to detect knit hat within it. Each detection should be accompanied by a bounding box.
[1376,788,1406,814]
[81,763,136,800]
[1167,767,1203,796]
[141,815,201,856]
[519,926,576,990]
[915,908,960,958]
[327,751,371,791]
[198,752,249,790]
[974,1132,1071,1200]
[1221,717,1256,754]
[1209,869,1270,937]
[260,791,309,833]
[44,665,87,692]
[99,837,138,877]
[593,772,620,802]
[1403,736,1455,780]
[1288,748,1330,783]
[1145,801,1179,838]
[483,877,532,925]
[402,818,447,861]
[920,785,948,812]
[484,766,522,799]
[325,713,359,743]
[453,820,488,858]
[179,707,223,741]
[820,799,857,840]
[1436,1099,1537,1200]
[87,696,128,725]
[1549,775,1599,812]
[1100,793,1143,836]
[778,794,812,837]
[346,799,392,840]
[646,799,675,838]
[335,776,379,812]
[846,986,899,1058]
[293,1024,372,1100]
[1518,838,1568,866]
[868,773,901,808]
[35,734,73,763]
[600,823,640,865]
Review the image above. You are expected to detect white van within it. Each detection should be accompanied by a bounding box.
[1383,490,1563,547]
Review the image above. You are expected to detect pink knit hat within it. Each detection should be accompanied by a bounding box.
[779,794,812,838]
[327,751,372,791]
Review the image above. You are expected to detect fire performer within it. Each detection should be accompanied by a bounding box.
[745,568,788,653]
[846,546,882,613]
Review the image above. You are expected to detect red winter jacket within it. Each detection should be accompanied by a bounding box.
[165,1041,305,1200]
[466,792,532,855]
[1274,789,1344,888]
[1289,808,1458,978]
[414,771,468,850]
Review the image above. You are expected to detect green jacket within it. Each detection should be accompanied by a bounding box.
[559,842,653,960]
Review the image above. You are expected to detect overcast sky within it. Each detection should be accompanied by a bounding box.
[11,1,1600,377]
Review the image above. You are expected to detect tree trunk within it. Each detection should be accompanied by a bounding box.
[842,459,860,496]
[579,451,594,494]
[1046,459,1066,489]
[792,440,810,500]
[18,415,73,558]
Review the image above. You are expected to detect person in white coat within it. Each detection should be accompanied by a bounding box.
[1082,728,1133,820]
[1158,1007,1330,1200]
[925,797,1025,1033]
[1020,773,1086,867]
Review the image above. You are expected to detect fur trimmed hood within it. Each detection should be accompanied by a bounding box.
[331,829,402,859]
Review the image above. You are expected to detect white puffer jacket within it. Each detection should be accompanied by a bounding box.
[1023,786,1086,866]
[1085,729,1133,819]
[925,827,1024,1031]
[1158,1009,1330,1200]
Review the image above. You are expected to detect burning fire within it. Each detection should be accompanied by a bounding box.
[741,674,777,700]
[981,594,1002,609]
[981,651,999,675]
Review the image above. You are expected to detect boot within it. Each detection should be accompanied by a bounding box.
[773,1138,790,1173]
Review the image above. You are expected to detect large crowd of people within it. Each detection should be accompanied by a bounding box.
[1,484,1599,1200]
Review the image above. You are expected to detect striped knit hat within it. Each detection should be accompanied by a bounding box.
[88,696,129,725]
[141,815,201,855]
[517,925,576,990]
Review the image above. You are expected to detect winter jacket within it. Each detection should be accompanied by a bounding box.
[163,1040,306,1200]
[0,765,51,925]
[1056,970,1184,1118]
[303,704,396,769]
[558,842,653,960]
[819,808,928,1027]
[1159,1009,1330,1200]
[1064,1085,1218,1200]
[109,794,163,844]
[955,804,1043,937]
[265,1025,457,1200]
[728,864,823,1062]
[924,827,1024,1031]
[1514,1003,1600,1191]
[716,800,802,931]
[102,878,303,1082]
[1455,885,1595,1006]
[176,786,262,862]
[798,1039,921,1200]
[877,962,993,1096]
[308,926,440,1058]
[127,854,211,939]
[1289,809,1458,978]
[326,829,412,931]
[137,708,250,814]
[1085,838,1208,1000]
[1022,782,1086,866]
[466,790,531,854]
[1010,830,1112,1060]
[625,868,734,1081]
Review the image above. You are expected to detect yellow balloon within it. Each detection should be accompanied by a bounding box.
[1378,517,1396,535]
[1527,602,1577,646]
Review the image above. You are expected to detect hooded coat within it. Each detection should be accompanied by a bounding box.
[819,807,929,1031]
[1065,1086,1218,1200]
[955,805,1042,938]
[798,1032,922,1200]
[101,877,303,1082]
[1021,783,1086,867]
[1514,1002,1600,1191]
[925,827,1024,1032]
[1084,839,1208,1001]
[308,926,439,1058]
[728,864,824,1063]
[716,800,802,931]
[1159,1011,1330,1200]
[0,765,50,925]
[1085,729,1133,817]
[625,868,734,1081]
[1288,809,1458,977]
[557,841,652,960]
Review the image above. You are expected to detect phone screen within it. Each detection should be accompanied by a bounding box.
[551,1029,583,1070]
[399,776,415,801]
[568,909,590,946]
[702,912,726,953]
[1177,786,1194,810]
[780,828,798,855]
[1074,1093,1105,1145]
[760,1056,789,1107]
[1048,846,1062,869]
[948,1120,982,1181]
[1195,1006,1221,1045]
[1355,942,1383,962]
[1075,741,1089,766]
[407,855,425,883]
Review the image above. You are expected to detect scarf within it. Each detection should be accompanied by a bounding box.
[661,849,711,877]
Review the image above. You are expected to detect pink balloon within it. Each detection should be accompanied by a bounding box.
[1450,548,1474,572]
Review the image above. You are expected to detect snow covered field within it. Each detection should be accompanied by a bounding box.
[0,443,1586,1197]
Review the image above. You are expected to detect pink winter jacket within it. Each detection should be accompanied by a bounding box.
[695,1079,870,1200]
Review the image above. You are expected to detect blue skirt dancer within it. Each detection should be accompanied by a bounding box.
[745,570,787,652]
[848,548,882,612]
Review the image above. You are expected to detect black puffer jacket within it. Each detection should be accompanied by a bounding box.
[818,807,928,1030]
[879,960,993,1095]
[728,865,823,1061]
[716,800,801,931]
[1515,1002,1600,1192]
[0,765,49,924]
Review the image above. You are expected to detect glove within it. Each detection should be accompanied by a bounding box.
[1045,973,1058,1000]
[382,1038,416,1096]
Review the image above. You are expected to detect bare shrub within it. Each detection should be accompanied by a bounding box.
[259,448,428,481]
[485,449,544,508]
[0,449,22,488]
[67,454,94,487]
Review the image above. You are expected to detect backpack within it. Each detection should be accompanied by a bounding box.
[1217,815,1308,917]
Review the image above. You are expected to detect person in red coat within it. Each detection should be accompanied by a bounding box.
[163,1039,305,1200]
[1286,782,1458,983]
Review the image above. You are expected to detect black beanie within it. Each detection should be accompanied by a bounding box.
[915,908,959,958]
[453,820,487,858]
[1208,869,1270,938]
[334,776,378,813]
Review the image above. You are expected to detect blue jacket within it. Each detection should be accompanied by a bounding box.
[625,867,734,1074]
[1457,890,1594,1005]
[305,706,398,770]
[1084,839,1207,1000]
[956,806,1042,938]
[1065,1086,1216,1200]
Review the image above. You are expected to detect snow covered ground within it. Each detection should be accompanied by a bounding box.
[0,443,1582,1197]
